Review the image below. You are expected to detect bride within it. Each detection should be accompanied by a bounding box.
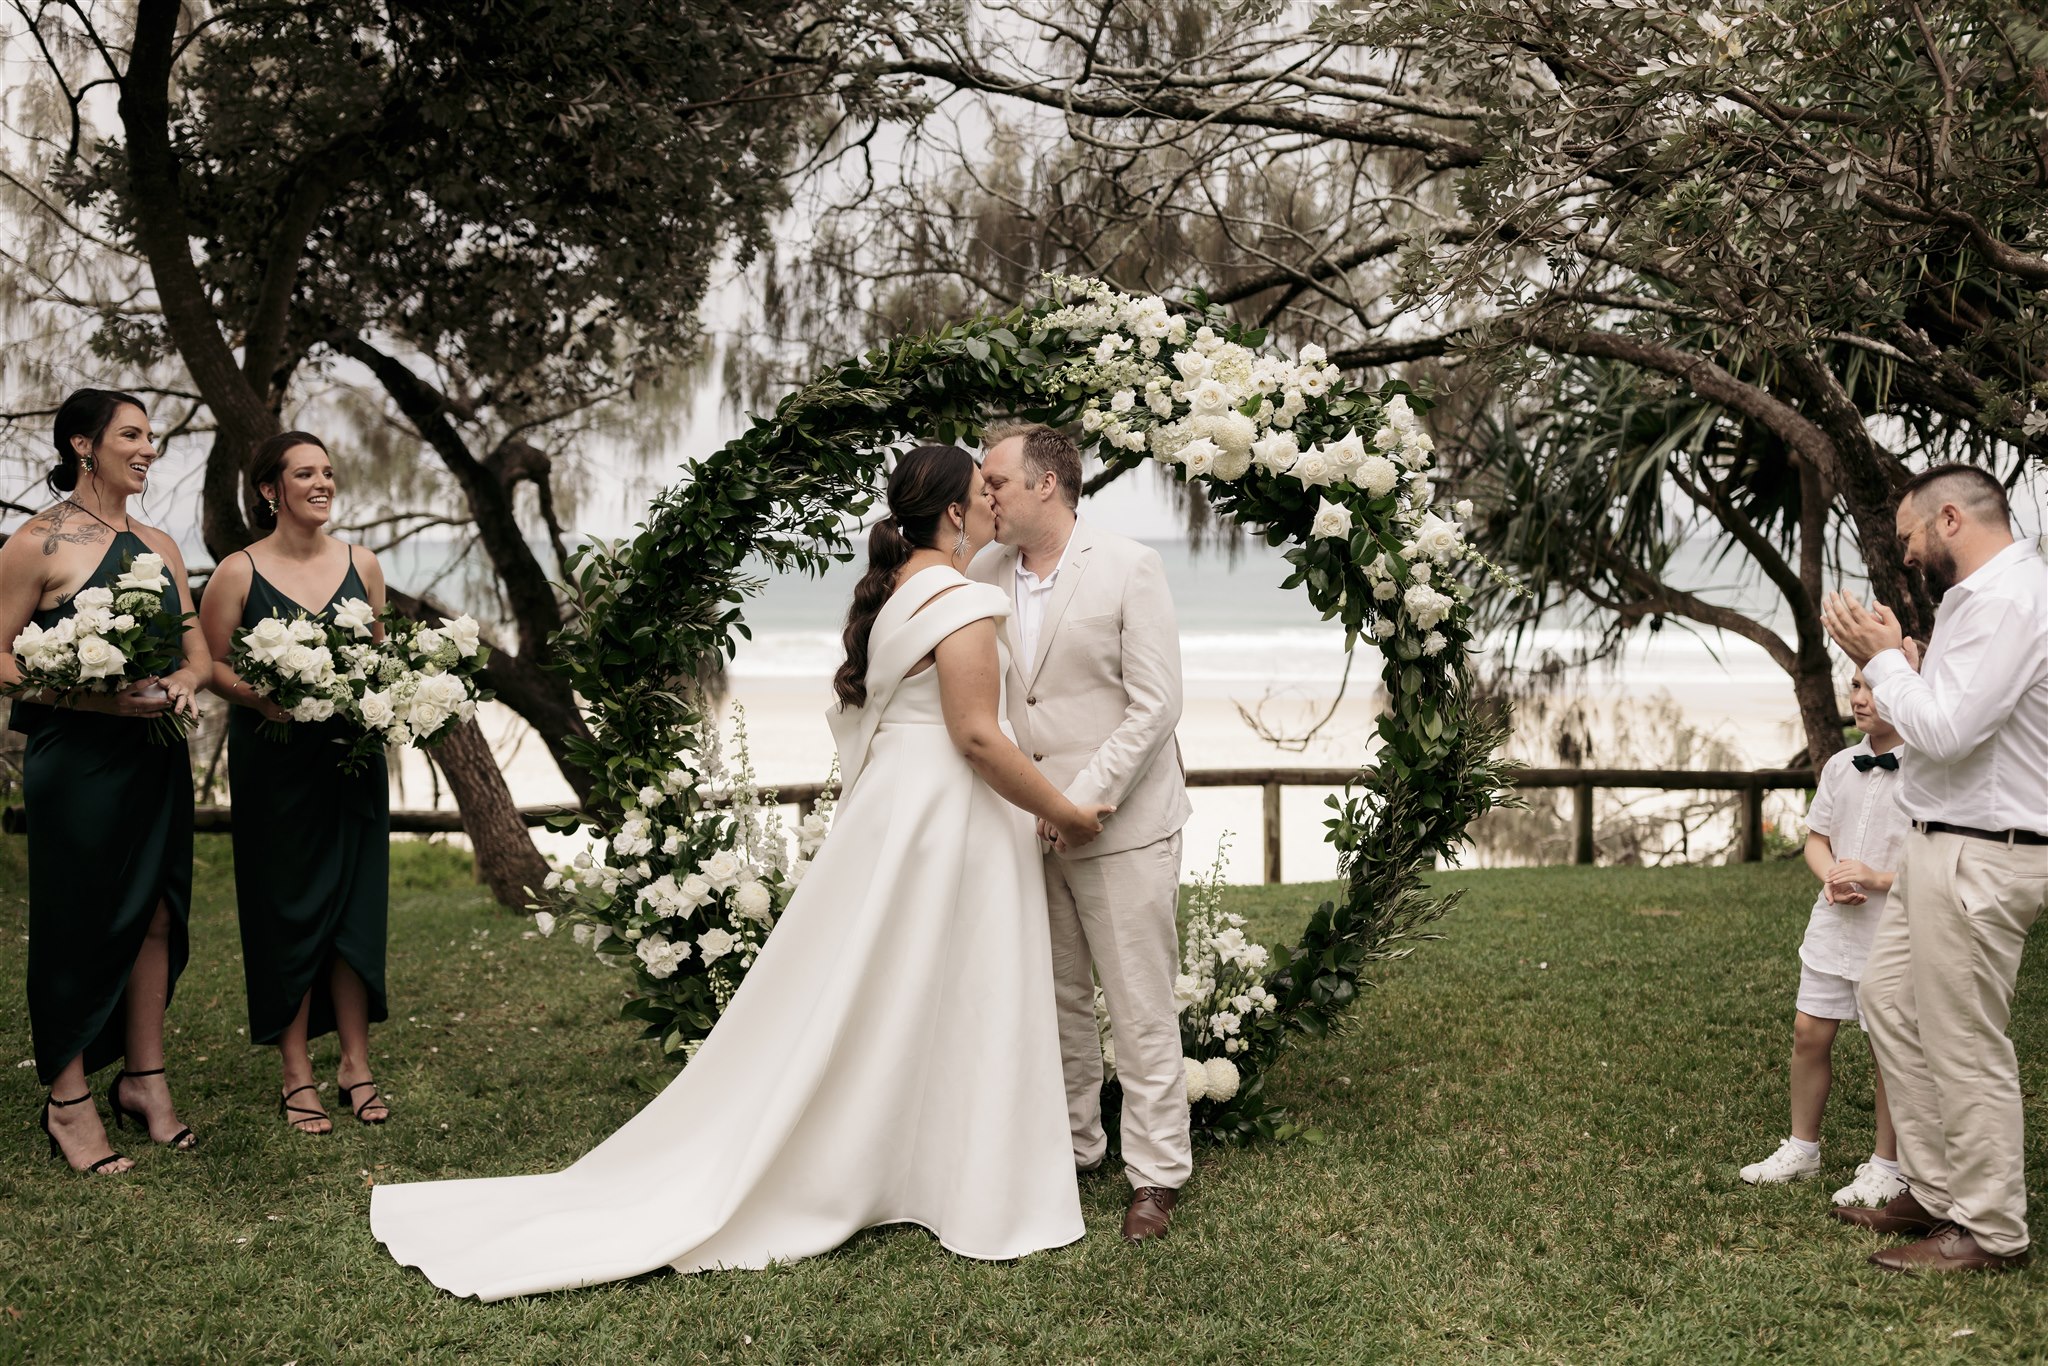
[372,444,1114,1300]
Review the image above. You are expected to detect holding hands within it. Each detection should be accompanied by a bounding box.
[1040,802,1116,853]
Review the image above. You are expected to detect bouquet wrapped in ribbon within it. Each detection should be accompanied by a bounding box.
[6,551,195,743]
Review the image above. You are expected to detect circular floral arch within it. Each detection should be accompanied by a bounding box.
[541,278,1511,1141]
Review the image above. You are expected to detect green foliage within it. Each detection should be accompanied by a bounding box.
[548,278,1514,1139]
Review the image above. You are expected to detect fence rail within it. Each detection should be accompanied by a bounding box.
[7,766,1816,881]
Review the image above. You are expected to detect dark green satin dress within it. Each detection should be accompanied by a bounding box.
[18,530,194,1084]
[227,549,390,1045]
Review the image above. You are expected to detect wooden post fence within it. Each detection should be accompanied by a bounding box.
[3,766,1817,883]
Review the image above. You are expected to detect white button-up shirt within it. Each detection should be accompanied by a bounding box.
[1864,538,2048,834]
[1012,526,1076,673]
[1800,738,1909,981]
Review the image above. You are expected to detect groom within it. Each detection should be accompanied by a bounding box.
[974,421,1194,1242]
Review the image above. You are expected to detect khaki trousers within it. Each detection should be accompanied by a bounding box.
[1858,828,2048,1256]
[1044,832,1192,1191]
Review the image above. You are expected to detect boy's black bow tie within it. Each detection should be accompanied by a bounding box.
[1853,752,1899,772]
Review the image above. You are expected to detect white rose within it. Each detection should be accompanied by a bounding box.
[74,636,127,682]
[1080,406,1106,433]
[1374,580,1398,601]
[1357,454,1400,497]
[1323,431,1367,476]
[290,695,335,723]
[1455,498,1474,520]
[330,597,376,638]
[243,616,294,663]
[1188,378,1233,415]
[296,645,335,685]
[1251,431,1300,474]
[679,874,713,907]
[697,927,737,964]
[413,627,445,658]
[278,643,317,680]
[1179,437,1221,479]
[1311,498,1354,540]
[532,911,557,937]
[1183,1057,1210,1104]
[406,699,450,735]
[1290,446,1338,488]
[1132,309,1174,339]
[1409,513,1465,563]
[1145,389,1176,419]
[660,829,684,857]
[636,934,688,979]
[700,848,744,890]
[1171,349,1212,383]
[1384,393,1418,429]
[73,587,115,615]
[733,880,773,924]
[1297,342,1327,365]
[663,767,691,793]
[357,690,395,729]
[1203,1056,1242,1102]
[112,554,166,593]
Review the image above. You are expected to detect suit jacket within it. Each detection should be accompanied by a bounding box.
[970,520,1192,859]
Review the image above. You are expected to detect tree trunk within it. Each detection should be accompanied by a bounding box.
[1789,644,1848,770]
[426,719,551,909]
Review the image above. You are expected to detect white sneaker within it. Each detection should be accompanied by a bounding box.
[1739,1137,1821,1185]
[1832,1160,1909,1207]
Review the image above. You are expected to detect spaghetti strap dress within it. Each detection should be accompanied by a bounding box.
[17,529,194,1084]
[227,547,390,1044]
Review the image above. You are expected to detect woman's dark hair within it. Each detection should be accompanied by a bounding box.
[49,388,146,496]
[248,431,330,531]
[833,444,976,708]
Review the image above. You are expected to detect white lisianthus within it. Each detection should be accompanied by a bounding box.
[532,911,557,937]
[1455,498,1474,520]
[1183,1057,1210,1104]
[1145,388,1176,419]
[1399,429,1435,464]
[290,695,336,723]
[1203,1056,1242,1102]
[1109,388,1136,414]
[733,879,773,924]
[74,636,127,682]
[1131,308,1174,339]
[330,597,376,638]
[1421,631,1448,657]
[1384,393,1419,430]
[1374,616,1398,639]
[1080,406,1106,433]
[1374,579,1398,601]
[1356,454,1401,498]
[1373,424,1400,452]
[1193,325,1224,354]
[637,785,663,810]
[543,869,563,891]
[663,767,691,793]
[286,617,324,644]
[786,859,809,888]
[1251,431,1300,474]
[1402,583,1456,630]
[798,812,830,856]
[636,933,689,979]
[613,815,655,858]
[1297,342,1327,365]
[700,848,744,890]
[660,828,684,857]
[1295,365,1331,398]
[697,927,737,964]
[1311,498,1354,540]
[571,922,595,947]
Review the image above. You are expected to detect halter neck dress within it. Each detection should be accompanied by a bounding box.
[227,547,390,1045]
[16,529,193,1084]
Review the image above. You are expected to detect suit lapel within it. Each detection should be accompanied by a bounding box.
[1026,522,1095,689]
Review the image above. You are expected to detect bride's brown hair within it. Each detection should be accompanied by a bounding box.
[834,444,977,708]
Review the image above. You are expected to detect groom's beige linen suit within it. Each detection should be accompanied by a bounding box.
[972,519,1194,1190]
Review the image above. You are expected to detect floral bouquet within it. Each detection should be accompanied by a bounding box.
[6,551,194,743]
[330,610,491,771]
[230,608,358,742]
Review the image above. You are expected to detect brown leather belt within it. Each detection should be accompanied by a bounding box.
[1914,819,2048,847]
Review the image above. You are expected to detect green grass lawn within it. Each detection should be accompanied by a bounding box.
[1,838,2043,1364]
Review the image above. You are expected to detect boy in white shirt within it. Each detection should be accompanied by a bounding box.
[1740,664,1910,1206]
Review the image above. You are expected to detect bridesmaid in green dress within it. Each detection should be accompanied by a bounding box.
[0,389,206,1174]
[200,432,393,1134]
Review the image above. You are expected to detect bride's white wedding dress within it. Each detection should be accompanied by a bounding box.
[371,567,1084,1299]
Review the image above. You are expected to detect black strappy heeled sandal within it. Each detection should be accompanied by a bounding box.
[107,1068,197,1150]
[41,1092,129,1174]
[338,1078,389,1126]
[279,1083,330,1135]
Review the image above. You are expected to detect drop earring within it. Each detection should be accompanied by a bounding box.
[953,524,968,558]
[266,496,278,515]
[81,455,94,474]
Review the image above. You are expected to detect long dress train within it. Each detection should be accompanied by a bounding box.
[17,530,193,1084]
[371,567,1084,1299]
[228,547,390,1044]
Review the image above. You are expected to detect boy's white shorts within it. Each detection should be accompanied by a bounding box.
[1796,963,1863,1026]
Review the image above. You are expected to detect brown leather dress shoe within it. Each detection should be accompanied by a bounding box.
[1832,1189,1940,1237]
[1122,1186,1178,1242]
[1869,1223,2030,1274]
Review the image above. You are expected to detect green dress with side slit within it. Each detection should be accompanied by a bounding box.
[227,549,390,1045]
[17,529,193,1084]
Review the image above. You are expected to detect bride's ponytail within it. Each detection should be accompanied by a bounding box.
[833,445,977,708]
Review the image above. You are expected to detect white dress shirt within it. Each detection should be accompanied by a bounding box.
[1864,538,2048,834]
[1800,738,1909,981]
[1011,525,1076,673]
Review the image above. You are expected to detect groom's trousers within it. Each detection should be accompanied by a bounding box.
[1043,832,1193,1191]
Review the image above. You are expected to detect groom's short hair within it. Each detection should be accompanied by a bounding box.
[985,420,1082,511]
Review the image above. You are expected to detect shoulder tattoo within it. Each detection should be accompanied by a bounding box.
[32,501,109,557]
